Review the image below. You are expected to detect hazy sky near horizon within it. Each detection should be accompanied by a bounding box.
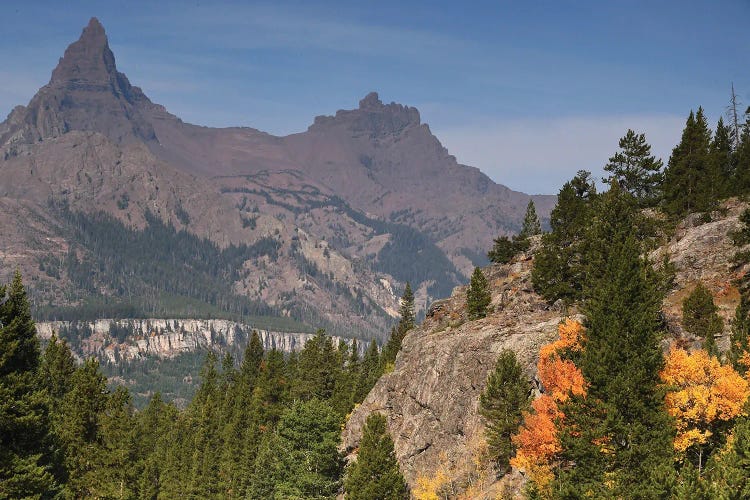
[1,0,748,194]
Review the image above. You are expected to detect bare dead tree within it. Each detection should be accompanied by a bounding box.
[727,82,743,150]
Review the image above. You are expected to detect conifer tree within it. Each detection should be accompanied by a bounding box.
[488,201,541,264]
[340,340,362,411]
[354,340,381,403]
[519,200,542,239]
[532,170,597,303]
[734,108,750,194]
[40,333,76,410]
[479,349,531,473]
[382,283,415,367]
[705,416,750,496]
[663,108,714,215]
[487,235,517,264]
[95,386,138,498]
[467,267,491,320]
[682,283,723,357]
[222,331,265,496]
[258,399,344,498]
[0,272,58,497]
[187,353,222,498]
[729,297,750,375]
[251,349,288,429]
[710,117,735,198]
[603,129,664,205]
[136,393,172,499]
[344,413,408,499]
[555,187,675,497]
[57,358,109,497]
[292,329,340,402]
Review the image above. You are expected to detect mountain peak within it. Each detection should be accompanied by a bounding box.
[359,92,383,109]
[310,92,421,136]
[50,17,116,84]
[85,16,106,35]
[0,18,157,149]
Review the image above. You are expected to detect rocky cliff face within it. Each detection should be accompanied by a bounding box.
[36,317,361,364]
[342,201,749,497]
[342,243,561,495]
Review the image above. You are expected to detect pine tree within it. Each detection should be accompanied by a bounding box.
[292,329,340,402]
[251,349,288,429]
[663,108,714,215]
[0,272,58,497]
[262,399,344,498]
[532,170,597,303]
[136,393,172,499]
[555,187,675,497]
[57,358,109,498]
[603,129,664,205]
[734,108,750,194]
[729,297,750,375]
[487,235,517,264]
[381,283,415,368]
[95,386,138,498]
[40,333,76,409]
[354,340,381,403]
[187,352,223,498]
[682,283,723,357]
[479,349,531,473]
[344,413,408,499]
[710,117,735,198]
[705,417,750,496]
[488,201,541,264]
[519,200,542,239]
[466,267,491,320]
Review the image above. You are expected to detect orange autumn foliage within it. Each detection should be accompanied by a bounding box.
[511,319,586,486]
[661,347,750,454]
[511,394,562,472]
[537,318,587,402]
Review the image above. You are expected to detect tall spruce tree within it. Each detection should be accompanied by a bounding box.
[260,399,344,499]
[488,201,541,264]
[682,283,723,357]
[467,267,491,320]
[381,283,415,367]
[57,358,109,498]
[344,413,408,499]
[0,272,58,497]
[729,297,750,375]
[663,108,714,215]
[520,200,542,238]
[354,340,381,403]
[730,208,750,373]
[532,170,597,303]
[479,349,531,473]
[710,117,735,198]
[603,129,663,205]
[554,186,675,498]
[733,107,750,194]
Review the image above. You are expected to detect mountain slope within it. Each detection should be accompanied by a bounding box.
[0,18,553,341]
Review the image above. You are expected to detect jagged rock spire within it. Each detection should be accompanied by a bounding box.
[50,17,118,84]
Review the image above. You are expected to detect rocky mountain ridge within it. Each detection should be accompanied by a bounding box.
[0,18,553,343]
[342,200,749,497]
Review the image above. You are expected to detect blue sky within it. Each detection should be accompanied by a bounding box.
[1,1,748,194]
